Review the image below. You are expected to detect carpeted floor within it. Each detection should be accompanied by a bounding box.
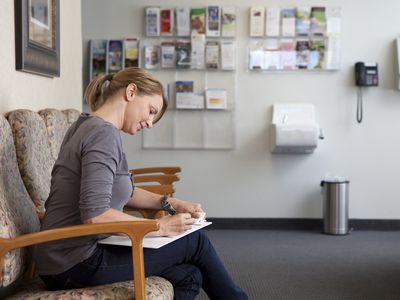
[196,229,400,300]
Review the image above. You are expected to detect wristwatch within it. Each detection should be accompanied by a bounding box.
[160,196,177,215]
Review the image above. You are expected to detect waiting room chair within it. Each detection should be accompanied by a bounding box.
[0,114,173,299]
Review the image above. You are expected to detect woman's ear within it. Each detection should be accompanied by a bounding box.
[126,83,137,101]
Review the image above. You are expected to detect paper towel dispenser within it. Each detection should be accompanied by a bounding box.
[270,103,322,154]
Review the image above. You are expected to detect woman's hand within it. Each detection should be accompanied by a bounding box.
[169,198,204,218]
[156,213,196,237]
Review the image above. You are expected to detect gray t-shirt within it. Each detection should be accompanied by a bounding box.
[35,113,133,275]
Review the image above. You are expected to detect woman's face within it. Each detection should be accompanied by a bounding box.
[122,92,163,135]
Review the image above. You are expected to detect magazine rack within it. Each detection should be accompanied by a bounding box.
[247,6,341,72]
[141,6,238,150]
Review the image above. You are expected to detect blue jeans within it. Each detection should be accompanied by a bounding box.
[40,230,248,300]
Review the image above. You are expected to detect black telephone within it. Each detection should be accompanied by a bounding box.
[355,62,379,86]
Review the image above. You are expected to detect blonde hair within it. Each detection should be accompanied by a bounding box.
[84,67,167,123]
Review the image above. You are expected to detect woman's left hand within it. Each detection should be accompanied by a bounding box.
[169,198,204,218]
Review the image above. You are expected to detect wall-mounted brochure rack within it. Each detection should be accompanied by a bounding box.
[141,6,238,150]
[247,6,341,71]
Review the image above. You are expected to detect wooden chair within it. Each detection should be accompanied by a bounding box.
[126,167,182,219]
[0,114,173,299]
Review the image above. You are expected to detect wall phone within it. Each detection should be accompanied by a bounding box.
[355,62,379,86]
[354,62,379,124]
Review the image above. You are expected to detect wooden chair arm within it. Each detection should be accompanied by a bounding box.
[130,167,181,175]
[134,174,180,185]
[0,220,158,300]
[138,185,175,196]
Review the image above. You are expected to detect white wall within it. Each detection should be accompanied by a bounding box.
[0,0,82,114]
[82,0,400,219]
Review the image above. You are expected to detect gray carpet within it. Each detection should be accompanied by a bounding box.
[196,229,400,300]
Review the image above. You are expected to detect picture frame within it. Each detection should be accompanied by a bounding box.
[15,0,60,77]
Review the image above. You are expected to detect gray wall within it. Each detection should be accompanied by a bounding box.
[82,0,400,219]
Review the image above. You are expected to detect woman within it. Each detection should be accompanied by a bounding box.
[35,67,248,299]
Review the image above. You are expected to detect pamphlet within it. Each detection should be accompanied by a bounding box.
[191,34,206,69]
[296,40,310,69]
[161,41,175,69]
[206,6,220,37]
[175,40,191,69]
[124,38,139,68]
[281,8,296,37]
[296,7,311,36]
[161,8,174,36]
[311,7,326,37]
[90,39,107,80]
[176,7,191,36]
[107,40,123,74]
[191,8,206,35]
[206,41,219,70]
[250,6,265,37]
[145,7,160,37]
[176,81,204,109]
[206,89,227,109]
[221,6,236,37]
[221,41,235,70]
[145,45,160,69]
[265,7,280,37]
[99,222,212,249]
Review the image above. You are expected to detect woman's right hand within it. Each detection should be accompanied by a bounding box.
[156,213,196,237]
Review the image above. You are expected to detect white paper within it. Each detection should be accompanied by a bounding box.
[264,51,280,70]
[176,93,204,109]
[176,7,191,36]
[326,36,341,70]
[221,41,235,70]
[99,222,212,249]
[191,34,206,69]
[249,50,264,70]
[266,7,280,37]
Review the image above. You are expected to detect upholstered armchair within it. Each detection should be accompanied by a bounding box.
[0,114,173,299]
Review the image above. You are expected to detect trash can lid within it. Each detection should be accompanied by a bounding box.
[320,179,350,186]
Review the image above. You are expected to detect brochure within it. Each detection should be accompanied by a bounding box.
[190,34,205,69]
[191,8,206,35]
[221,41,235,70]
[206,6,220,37]
[296,7,311,36]
[311,7,326,36]
[176,7,191,36]
[124,38,139,68]
[250,6,265,37]
[144,45,160,69]
[145,7,160,37]
[308,39,325,69]
[161,8,174,36]
[265,7,280,37]
[206,89,227,109]
[90,39,107,80]
[161,41,175,69]
[206,41,219,70]
[175,40,191,69]
[175,81,204,109]
[281,8,296,37]
[296,40,310,69]
[221,6,236,37]
[107,40,123,74]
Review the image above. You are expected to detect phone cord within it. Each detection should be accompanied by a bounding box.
[357,87,363,123]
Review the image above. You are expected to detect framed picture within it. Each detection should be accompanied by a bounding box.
[15,0,60,77]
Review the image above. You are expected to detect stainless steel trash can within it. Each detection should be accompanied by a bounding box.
[321,179,349,235]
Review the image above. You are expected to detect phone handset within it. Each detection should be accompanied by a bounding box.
[354,62,379,123]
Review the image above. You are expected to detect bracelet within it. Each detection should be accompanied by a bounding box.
[160,196,177,215]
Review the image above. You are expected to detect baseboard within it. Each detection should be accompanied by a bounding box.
[206,218,400,231]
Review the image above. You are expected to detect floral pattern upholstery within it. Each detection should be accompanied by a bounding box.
[62,108,81,126]
[1,111,174,299]
[5,109,53,216]
[38,109,69,161]
[9,276,173,300]
[0,115,41,288]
